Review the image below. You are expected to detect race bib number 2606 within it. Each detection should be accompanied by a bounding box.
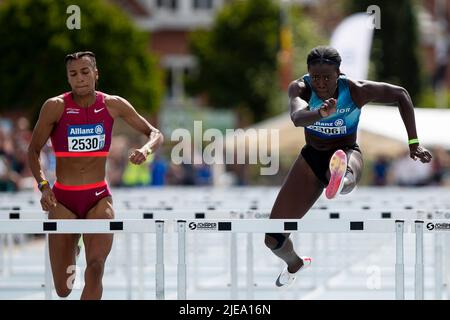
[307,125,347,136]
[67,124,105,152]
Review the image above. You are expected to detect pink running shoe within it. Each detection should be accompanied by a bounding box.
[325,149,347,199]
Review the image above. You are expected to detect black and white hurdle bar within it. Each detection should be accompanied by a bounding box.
[176,219,406,300]
[0,208,448,220]
[0,219,165,300]
[2,216,449,300]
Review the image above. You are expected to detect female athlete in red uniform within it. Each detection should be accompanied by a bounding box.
[28,51,164,299]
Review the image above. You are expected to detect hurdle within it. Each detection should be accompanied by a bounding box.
[0,219,165,300]
[176,219,407,300]
[414,219,450,300]
[0,207,447,222]
[1,208,450,299]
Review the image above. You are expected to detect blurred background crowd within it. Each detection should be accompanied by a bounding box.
[1,0,450,190]
[1,115,448,190]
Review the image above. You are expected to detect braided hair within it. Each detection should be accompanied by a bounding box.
[307,46,341,70]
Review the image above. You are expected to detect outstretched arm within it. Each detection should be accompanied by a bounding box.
[108,96,164,165]
[349,80,432,163]
[28,98,61,210]
[289,80,337,127]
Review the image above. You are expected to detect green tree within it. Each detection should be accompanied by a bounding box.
[290,6,328,82]
[0,0,162,120]
[266,5,328,116]
[345,0,423,102]
[187,0,280,123]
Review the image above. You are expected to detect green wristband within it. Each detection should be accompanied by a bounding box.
[408,138,419,145]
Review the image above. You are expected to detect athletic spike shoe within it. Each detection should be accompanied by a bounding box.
[325,149,347,199]
[275,256,312,288]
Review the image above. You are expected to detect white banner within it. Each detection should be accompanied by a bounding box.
[330,13,374,80]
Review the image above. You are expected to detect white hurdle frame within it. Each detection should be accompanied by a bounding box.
[395,220,405,300]
[413,219,450,300]
[176,219,406,300]
[415,221,424,300]
[3,213,450,300]
[0,208,447,220]
[0,219,165,300]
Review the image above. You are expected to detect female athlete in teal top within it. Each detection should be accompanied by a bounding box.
[265,46,432,287]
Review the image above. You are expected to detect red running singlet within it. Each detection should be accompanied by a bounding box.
[50,91,114,158]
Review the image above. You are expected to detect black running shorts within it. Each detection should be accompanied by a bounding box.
[300,143,362,187]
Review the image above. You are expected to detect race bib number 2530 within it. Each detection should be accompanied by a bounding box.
[67,124,105,152]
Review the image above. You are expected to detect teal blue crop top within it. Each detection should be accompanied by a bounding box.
[302,74,361,139]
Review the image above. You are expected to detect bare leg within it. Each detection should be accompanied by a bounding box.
[264,154,323,273]
[48,204,80,298]
[80,197,114,300]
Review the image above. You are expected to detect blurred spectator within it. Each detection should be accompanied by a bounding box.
[15,117,32,146]
[12,118,34,189]
[388,151,433,186]
[122,157,152,187]
[107,135,129,187]
[0,154,20,191]
[429,147,450,185]
[166,163,184,184]
[181,163,196,185]
[196,163,212,185]
[121,136,152,187]
[0,126,21,191]
[150,153,168,186]
[372,155,390,186]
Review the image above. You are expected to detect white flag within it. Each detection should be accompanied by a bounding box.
[330,13,374,80]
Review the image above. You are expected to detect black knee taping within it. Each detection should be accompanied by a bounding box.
[266,233,287,250]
